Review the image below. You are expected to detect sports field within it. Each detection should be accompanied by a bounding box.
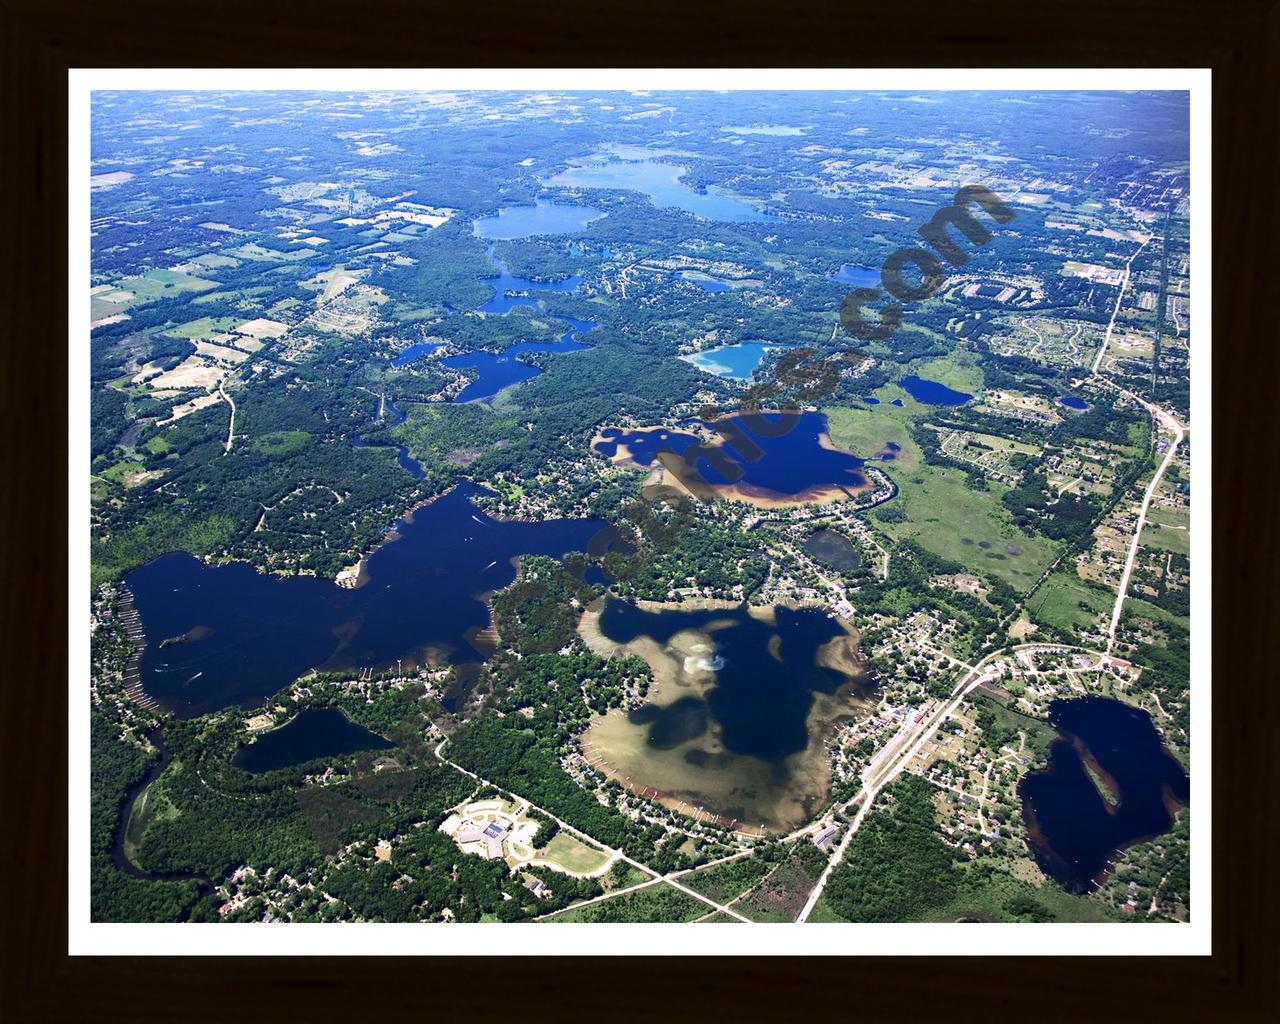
[541,833,611,876]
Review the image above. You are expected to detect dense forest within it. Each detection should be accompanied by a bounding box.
[823,775,961,922]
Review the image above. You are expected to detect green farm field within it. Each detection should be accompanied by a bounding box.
[879,466,1058,588]
[1026,569,1114,635]
[827,388,1056,589]
[1142,504,1190,556]
[825,401,920,472]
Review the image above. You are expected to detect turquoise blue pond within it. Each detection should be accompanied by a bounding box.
[682,342,779,381]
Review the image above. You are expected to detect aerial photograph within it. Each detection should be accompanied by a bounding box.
[85,85,1195,930]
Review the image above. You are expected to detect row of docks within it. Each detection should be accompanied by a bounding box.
[466,622,499,659]
[576,738,745,833]
[116,589,162,713]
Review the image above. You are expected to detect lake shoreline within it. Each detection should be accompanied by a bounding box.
[577,597,872,833]
[592,414,876,510]
[1019,696,1190,893]
[125,485,605,717]
[334,486,453,589]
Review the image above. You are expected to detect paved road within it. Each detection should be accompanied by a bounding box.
[794,788,873,923]
[1089,377,1187,653]
[795,662,996,922]
[1105,416,1184,652]
[1077,236,1190,652]
[794,639,1109,923]
[1091,238,1151,373]
[796,248,1187,919]
[535,877,665,920]
[443,338,1185,923]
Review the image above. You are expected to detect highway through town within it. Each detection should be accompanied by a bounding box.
[1090,238,1151,373]
[1090,376,1187,653]
[426,253,1188,923]
[795,656,999,922]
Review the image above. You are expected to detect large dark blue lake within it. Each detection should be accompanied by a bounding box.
[1020,696,1189,892]
[598,600,859,761]
[593,411,868,501]
[233,708,393,773]
[443,316,595,403]
[126,484,605,717]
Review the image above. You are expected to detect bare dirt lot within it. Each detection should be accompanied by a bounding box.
[148,356,226,391]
